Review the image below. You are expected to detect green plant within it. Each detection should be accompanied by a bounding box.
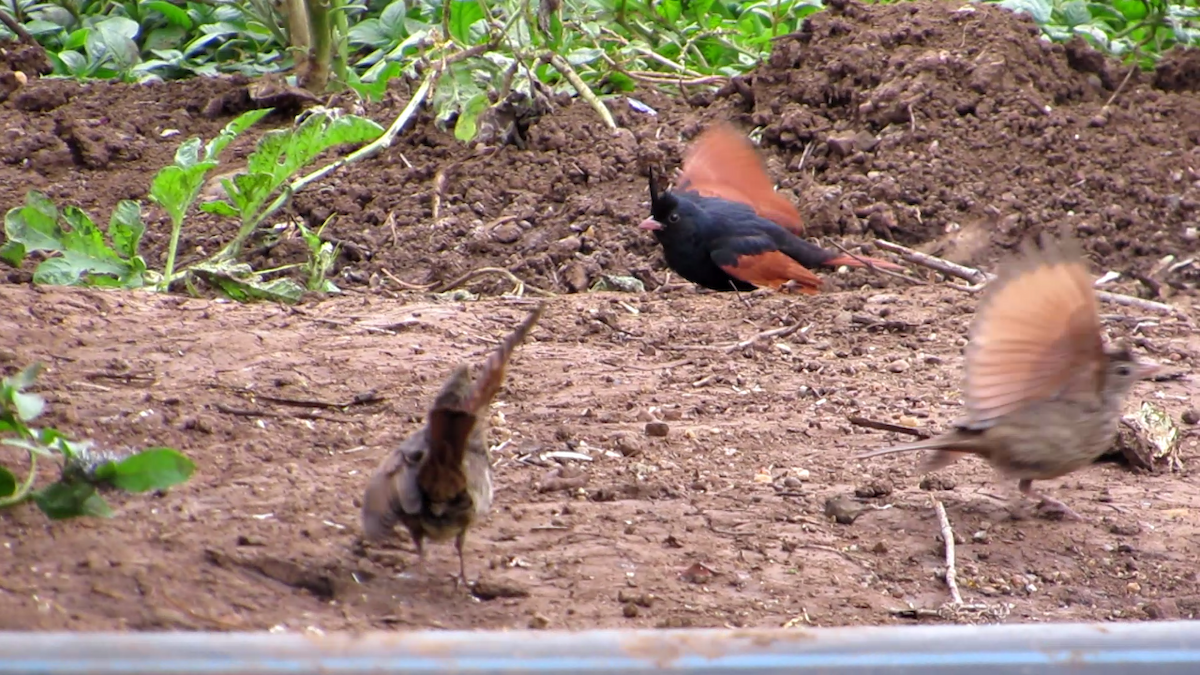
[0,363,195,520]
[148,107,273,292]
[1,191,151,289]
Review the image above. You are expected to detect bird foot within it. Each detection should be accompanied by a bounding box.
[1034,496,1087,522]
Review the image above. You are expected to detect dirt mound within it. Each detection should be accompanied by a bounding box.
[2,0,1198,298]
[702,1,1200,287]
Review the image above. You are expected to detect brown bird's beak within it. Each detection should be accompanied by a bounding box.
[639,217,663,231]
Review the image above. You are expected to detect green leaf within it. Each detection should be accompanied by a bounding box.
[453,92,489,142]
[0,466,15,498]
[997,0,1052,25]
[12,391,45,422]
[448,0,485,44]
[33,257,89,285]
[1,438,58,458]
[149,162,216,225]
[8,362,44,391]
[85,16,141,71]
[31,481,113,519]
[223,171,275,221]
[174,136,203,168]
[1112,0,1147,21]
[0,241,25,267]
[199,200,240,218]
[61,206,121,263]
[4,191,63,253]
[1061,0,1092,26]
[92,447,194,492]
[349,61,402,102]
[205,108,273,161]
[145,0,194,28]
[108,200,145,260]
[143,25,187,52]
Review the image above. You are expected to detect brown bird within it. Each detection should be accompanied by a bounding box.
[361,302,545,584]
[855,232,1159,520]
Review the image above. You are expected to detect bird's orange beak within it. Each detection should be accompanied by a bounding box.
[639,217,663,231]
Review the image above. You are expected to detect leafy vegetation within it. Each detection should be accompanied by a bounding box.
[1,0,1196,96]
[2,106,381,302]
[1,362,195,520]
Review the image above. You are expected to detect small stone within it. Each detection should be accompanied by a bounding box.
[972,530,989,543]
[1088,114,1108,128]
[645,422,669,437]
[614,433,643,457]
[1108,521,1142,536]
[561,262,588,293]
[887,359,910,373]
[827,133,858,157]
[492,222,522,244]
[527,613,551,629]
[1126,581,1141,594]
[855,479,893,498]
[1182,409,1199,425]
[622,602,639,618]
[783,476,802,488]
[871,541,888,554]
[919,475,956,491]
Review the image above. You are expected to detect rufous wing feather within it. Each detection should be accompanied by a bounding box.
[712,248,823,294]
[963,233,1104,426]
[676,122,805,235]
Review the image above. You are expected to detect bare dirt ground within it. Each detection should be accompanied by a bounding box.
[2,0,1200,632]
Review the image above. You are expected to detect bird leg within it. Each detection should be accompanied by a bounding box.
[410,533,427,573]
[454,530,468,589]
[1018,479,1087,522]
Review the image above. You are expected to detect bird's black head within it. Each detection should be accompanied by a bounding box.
[639,168,688,239]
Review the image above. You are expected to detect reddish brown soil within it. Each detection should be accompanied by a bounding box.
[2,0,1200,632]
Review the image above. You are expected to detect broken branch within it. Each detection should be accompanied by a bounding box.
[933,499,963,606]
[875,240,1181,315]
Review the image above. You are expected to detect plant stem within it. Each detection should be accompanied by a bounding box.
[159,214,185,292]
[287,0,313,79]
[0,453,38,509]
[307,0,333,91]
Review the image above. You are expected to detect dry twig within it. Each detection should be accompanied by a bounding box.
[847,415,931,439]
[722,321,805,353]
[875,240,1181,315]
[934,499,963,606]
[435,267,556,297]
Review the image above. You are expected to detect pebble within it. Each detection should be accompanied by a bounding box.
[645,422,669,437]
[527,613,551,629]
[492,222,522,244]
[613,433,643,457]
[1182,409,1199,425]
[887,359,911,373]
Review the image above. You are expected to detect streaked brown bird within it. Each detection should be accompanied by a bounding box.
[361,302,545,584]
[855,232,1159,520]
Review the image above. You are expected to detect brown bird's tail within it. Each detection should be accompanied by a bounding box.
[854,436,979,474]
[415,303,546,504]
[822,253,906,272]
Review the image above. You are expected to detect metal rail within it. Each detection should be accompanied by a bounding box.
[2,621,1200,674]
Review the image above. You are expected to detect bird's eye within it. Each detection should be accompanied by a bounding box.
[668,212,680,224]
[1116,365,1131,376]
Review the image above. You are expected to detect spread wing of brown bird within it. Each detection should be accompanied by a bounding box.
[674,121,806,235]
[361,302,545,583]
[855,232,1159,520]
